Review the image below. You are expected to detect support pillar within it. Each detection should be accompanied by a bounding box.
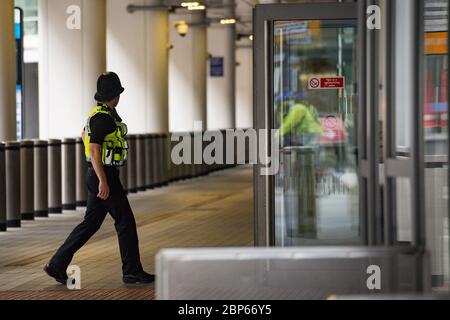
[106,0,169,134]
[206,1,236,130]
[39,0,106,138]
[235,37,253,129]
[0,0,16,141]
[169,10,207,132]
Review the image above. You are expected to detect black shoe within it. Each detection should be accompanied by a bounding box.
[44,263,68,285]
[123,270,155,284]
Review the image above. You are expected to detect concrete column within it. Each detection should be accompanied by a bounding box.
[106,0,169,133]
[39,0,106,139]
[169,11,207,132]
[235,38,253,129]
[0,0,16,141]
[206,4,236,130]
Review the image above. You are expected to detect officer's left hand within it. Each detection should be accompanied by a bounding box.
[98,180,110,200]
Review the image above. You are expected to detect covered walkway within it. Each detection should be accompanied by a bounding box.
[0,166,253,299]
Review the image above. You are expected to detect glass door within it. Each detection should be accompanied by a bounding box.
[253,0,432,294]
[254,2,361,246]
[254,1,426,249]
[273,19,359,246]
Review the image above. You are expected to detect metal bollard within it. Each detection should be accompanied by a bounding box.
[20,140,34,220]
[169,136,177,182]
[62,138,76,210]
[136,134,146,191]
[192,131,198,178]
[48,139,62,214]
[0,142,6,231]
[127,135,137,193]
[193,131,203,178]
[75,138,87,207]
[5,142,21,227]
[161,133,169,186]
[189,132,195,178]
[144,134,154,189]
[119,159,128,194]
[222,129,228,170]
[180,133,187,179]
[34,140,48,217]
[201,132,208,175]
[153,134,161,186]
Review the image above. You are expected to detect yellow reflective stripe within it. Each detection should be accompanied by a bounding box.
[85,107,111,135]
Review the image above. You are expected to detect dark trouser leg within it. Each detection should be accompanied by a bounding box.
[49,168,107,270]
[105,169,143,275]
[49,192,107,271]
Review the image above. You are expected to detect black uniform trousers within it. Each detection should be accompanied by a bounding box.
[49,166,143,275]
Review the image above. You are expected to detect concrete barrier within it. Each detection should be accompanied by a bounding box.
[156,247,430,300]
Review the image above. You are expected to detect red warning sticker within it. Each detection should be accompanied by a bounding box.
[308,76,345,90]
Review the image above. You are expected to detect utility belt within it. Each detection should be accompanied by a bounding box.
[86,139,128,167]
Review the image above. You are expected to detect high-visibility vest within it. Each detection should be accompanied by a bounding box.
[278,103,322,137]
[84,104,128,167]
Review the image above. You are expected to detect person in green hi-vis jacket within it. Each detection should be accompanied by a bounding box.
[278,100,322,239]
[278,102,322,146]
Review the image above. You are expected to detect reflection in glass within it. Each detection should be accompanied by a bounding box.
[273,20,359,246]
[422,0,449,291]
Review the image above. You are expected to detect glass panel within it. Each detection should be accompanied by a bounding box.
[395,177,413,243]
[395,0,415,155]
[14,0,38,35]
[423,0,450,291]
[273,19,359,246]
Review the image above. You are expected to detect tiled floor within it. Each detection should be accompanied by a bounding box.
[0,166,253,298]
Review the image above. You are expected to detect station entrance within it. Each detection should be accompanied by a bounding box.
[253,0,447,292]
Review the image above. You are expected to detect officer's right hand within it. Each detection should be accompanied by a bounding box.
[98,180,110,200]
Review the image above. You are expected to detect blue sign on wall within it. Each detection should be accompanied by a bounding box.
[210,57,224,77]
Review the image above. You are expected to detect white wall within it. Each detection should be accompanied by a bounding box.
[0,0,19,141]
[235,39,253,129]
[39,0,106,139]
[206,25,235,130]
[106,0,168,134]
[169,11,207,132]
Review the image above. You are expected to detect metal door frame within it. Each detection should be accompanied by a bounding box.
[253,1,426,250]
[379,0,425,249]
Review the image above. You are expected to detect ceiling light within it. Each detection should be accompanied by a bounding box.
[188,4,206,10]
[181,2,200,7]
[220,18,236,25]
[249,35,253,41]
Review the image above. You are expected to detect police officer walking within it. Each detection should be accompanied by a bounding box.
[44,72,154,284]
